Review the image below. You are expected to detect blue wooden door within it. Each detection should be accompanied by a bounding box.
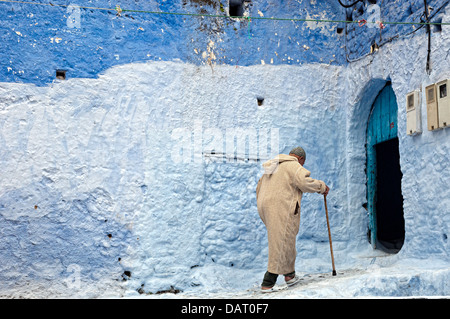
[366,83,398,249]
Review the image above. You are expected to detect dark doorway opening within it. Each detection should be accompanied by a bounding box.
[375,137,405,253]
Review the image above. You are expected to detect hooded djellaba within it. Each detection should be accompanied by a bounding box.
[256,147,329,291]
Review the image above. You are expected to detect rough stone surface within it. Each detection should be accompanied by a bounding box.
[0,0,449,297]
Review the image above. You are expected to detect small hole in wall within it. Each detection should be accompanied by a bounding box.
[433,18,442,33]
[257,97,264,106]
[346,11,353,22]
[356,4,364,15]
[229,0,244,17]
[121,270,131,281]
[56,69,66,80]
[336,27,344,34]
[406,5,413,16]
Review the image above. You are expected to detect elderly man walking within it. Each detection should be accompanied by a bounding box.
[256,147,329,292]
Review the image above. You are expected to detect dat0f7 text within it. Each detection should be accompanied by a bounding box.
[224,303,268,314]
[181,303,268,316]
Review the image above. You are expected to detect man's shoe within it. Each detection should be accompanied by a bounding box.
[260,286,275,293]
[285,274,301,286]
[260,285,288,293]
[261,287,275,294]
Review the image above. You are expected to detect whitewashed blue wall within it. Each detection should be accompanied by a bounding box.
[1,0,450,297]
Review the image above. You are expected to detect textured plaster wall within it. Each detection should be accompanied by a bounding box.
[0,0,449,297]
[345,8,450,261]
[0,61,349,296]
[0,0,346,85]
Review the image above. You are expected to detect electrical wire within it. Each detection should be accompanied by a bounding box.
[1,0,450,67]
[424,0,432,74]
[345,0,450,63]
[338,0,364,8]
[0,0,448,26]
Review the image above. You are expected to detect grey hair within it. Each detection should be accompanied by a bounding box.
[289,146,306,160]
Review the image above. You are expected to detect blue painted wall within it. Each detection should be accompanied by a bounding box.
[2,0,447,85]
[1,0,450,297]
[1,0,349,85]
[345,0,448,62]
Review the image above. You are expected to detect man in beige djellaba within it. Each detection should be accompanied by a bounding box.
[256,146,329,292]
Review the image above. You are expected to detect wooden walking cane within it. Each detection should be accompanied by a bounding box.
[324,195,337,276]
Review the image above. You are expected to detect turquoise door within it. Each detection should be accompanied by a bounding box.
[366,83,403,250]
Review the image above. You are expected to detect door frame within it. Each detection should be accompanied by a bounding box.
[366,82,400,249]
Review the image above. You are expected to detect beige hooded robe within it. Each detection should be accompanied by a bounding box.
[256,154,327,275]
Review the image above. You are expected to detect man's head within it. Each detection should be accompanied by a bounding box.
[289,146,306,166]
